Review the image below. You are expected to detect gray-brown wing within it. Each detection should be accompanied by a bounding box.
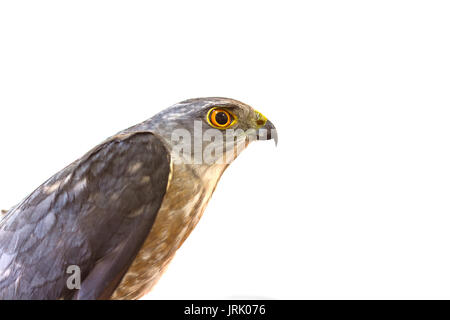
[0,132,171,299]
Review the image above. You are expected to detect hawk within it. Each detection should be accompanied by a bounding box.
[0,97,277,299]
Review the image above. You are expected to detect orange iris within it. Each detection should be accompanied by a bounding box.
[208,108,234,128]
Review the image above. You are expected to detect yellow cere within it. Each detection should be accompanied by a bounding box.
[254,110,268,127]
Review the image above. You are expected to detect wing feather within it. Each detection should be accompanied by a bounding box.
[0,132,170,299]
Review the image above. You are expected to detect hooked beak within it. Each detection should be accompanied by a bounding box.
[258,119,278,146]
[262,119,278,145]
[254,110,278,146]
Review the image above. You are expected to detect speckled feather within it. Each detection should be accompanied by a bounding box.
[0,97,275,299]
[0,132,170,299]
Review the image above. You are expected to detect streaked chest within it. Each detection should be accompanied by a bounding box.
[111,161,226,300]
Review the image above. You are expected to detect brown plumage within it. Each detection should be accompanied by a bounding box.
[0,97,277,299]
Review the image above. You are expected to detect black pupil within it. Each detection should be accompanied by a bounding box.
[215,112,229,125]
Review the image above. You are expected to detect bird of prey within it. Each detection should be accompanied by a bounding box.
[0,97,277,300]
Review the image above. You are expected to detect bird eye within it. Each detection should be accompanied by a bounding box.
[207,108,235,129]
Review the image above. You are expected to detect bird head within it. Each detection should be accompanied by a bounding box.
[133,97,277,165]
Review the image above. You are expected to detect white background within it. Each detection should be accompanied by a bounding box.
[1,1,450,299]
